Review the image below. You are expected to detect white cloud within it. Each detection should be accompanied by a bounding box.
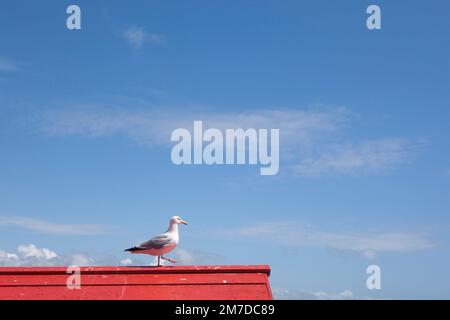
[37,106,348,153]
[0,250,19,261]
[221,222,435,259]
[174,248,223,265]
[35,106,420,176]
[0,215,107,235]
[17,244,58,260]
[296,138,421,177]
[0,244,59,266]
[0,56,18,72]
[70,253,93,266]
[0,244,111,266]
[273,288,354,300]
[120,258,133,265]
[0,243,221,267]
[173,248,196,265]
[122,26,165,48]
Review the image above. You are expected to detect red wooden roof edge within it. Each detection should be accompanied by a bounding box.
[0,265,271,275]
[0,265,272,300]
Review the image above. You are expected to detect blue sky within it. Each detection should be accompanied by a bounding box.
[0,0,449,299]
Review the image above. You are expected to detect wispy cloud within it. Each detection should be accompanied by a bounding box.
[0,56,19,72]
[121,26,166,48]
[220,222,435,259]
[37,107,347,148]
[0,216,107,235]
[34,106,421,176]
[295,138,422,177]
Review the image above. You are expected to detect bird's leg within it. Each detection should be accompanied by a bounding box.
[161,255,176,264]
[157,255,161,267]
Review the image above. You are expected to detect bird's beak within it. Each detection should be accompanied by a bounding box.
[180,220,188,225]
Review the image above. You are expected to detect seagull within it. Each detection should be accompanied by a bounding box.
[124,216,188,267]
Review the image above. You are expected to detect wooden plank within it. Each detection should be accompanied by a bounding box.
[262,273,274,300]
[0,284,272,300]
[0,265,271,275]
[0,272,268,286]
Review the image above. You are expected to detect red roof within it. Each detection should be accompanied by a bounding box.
[0,265,272,300]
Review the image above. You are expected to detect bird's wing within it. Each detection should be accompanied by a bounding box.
[136,233,173,250]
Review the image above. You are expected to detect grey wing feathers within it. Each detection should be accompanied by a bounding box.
[125,234,171,252]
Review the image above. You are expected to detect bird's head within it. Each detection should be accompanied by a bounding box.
[170,215,188,226]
